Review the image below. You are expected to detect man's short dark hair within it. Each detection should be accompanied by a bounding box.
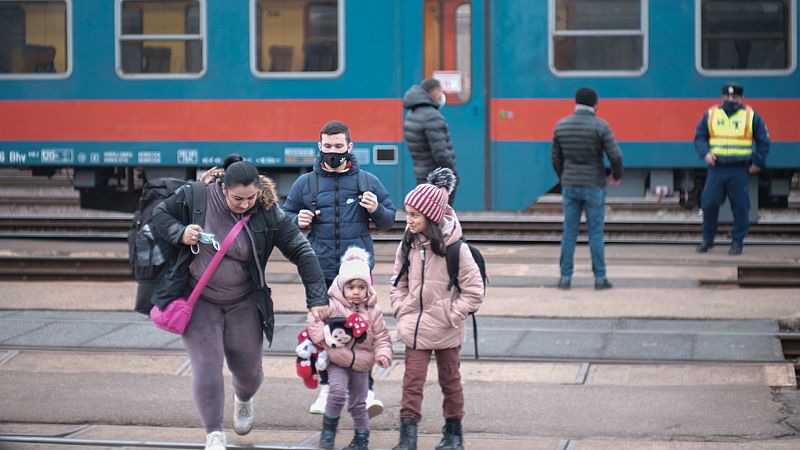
[575,87,598,107]
[420,78,441,94]
[319,120,351,143]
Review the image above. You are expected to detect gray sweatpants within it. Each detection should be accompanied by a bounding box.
[325,363,370,429]
[182,295,264,432]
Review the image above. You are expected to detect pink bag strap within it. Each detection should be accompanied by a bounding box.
[186,214,252,306]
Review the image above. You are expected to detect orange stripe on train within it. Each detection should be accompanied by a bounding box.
[0,99,404,142]
[491,98,800,142]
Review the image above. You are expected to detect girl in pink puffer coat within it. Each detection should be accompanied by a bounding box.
[389,168,484,450]
[307,246,392,450]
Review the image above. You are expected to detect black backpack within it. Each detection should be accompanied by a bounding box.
[393,238,488,358]
[129,178,206,314]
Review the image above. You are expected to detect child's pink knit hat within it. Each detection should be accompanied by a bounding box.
[403,167,457,224]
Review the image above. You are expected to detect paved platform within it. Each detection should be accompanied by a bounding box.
[1,242,799,448]
[0,310,788,363]
[1,350,799,449]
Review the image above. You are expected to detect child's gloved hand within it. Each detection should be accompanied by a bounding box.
[315,350,328,371]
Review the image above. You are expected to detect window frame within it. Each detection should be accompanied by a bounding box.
[249,0,345,79]
[0,0,73,80]
[548,0,649,77]
[114,0,208,80]
[695,0,797,76]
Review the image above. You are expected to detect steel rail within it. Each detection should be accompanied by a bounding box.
[1,215,799,243]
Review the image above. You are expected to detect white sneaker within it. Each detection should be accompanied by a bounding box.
[205,431,226,450]
[233,394,254,435]
[366,389,384,418]
[309,384,329,414]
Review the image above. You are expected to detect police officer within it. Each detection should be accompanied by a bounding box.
[694,82,770,255]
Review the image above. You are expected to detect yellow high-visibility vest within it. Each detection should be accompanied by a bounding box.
[707,105,754,157]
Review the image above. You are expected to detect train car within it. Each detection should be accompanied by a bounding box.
[0,0,798,213]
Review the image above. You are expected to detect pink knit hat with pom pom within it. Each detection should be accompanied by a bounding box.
[403,167,457,224]
[337,247,372,290]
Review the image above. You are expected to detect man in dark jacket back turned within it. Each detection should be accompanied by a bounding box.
[551,87,623,291]
[403,78,457,203]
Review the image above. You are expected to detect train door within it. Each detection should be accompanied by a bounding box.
[402,0,488,210]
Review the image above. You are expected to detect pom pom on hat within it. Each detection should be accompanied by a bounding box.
[337,247,372,290]
[403,167,456,224]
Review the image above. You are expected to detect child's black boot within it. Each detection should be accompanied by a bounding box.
[319,414,339,449]
[434,418,464,450]
[391,418,417,450]
[343,428,369,450]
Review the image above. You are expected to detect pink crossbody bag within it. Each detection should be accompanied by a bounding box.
[150,214,251,334]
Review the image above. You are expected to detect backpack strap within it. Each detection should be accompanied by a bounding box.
[471,314,479,360]
[356,171,369,194]
[307,172,319,211]
[446,239,464,292]
[392,244,411,287]
[190,180,207,225]
[445,239,480,360]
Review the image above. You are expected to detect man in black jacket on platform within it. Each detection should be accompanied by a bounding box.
[551,87,623,291]
[403,77,457,204]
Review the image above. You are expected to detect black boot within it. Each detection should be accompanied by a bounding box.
[434,418,464,450]
[392,418,417,450]
[319,414,339,449]
[343,428,369,450]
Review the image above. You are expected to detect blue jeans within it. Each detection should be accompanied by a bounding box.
[701,165,750,246]
[560,185,607,280]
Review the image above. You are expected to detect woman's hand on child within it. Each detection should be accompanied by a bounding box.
[310,305,331,321]
[376,355,390,368]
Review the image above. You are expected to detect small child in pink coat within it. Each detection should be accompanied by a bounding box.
[307,247,392,450]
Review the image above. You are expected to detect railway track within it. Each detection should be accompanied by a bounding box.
[2,254,800,287]
[1,213,799,243]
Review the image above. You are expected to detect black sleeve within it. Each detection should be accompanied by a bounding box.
[271,205,328,308]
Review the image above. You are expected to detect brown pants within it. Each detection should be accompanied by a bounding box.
[400,346,464,422]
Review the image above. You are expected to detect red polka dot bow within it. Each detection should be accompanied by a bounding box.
[345,312,369,338]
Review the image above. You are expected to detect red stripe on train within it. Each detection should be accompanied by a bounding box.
[492,98,800,142]
[0,99,404,142]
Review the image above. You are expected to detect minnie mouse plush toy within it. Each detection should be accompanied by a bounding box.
[295,328,328,389]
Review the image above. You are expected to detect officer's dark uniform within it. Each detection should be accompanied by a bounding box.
[693,83,770,255]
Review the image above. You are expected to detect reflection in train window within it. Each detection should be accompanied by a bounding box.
[699,0,794,72]
[550,0,647,75]
[0,0,69,76]
[423,0,472,104]
[254,0,342,75]
[117,0,205,76]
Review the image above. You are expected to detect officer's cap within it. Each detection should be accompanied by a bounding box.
[722,82,744,96]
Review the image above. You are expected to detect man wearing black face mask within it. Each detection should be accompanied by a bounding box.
[284,120,396,286]
[694,82,770,256]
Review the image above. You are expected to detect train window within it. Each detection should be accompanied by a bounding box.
[549,0,648,76]
[697,0,796,74]
[252,0,343,78]
[0,0,71,79]
[423,0,472,104]
[116,0,206,78]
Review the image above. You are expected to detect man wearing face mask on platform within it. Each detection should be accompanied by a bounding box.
[284,120,396,288]
[283,120,396,416]
[403,77,458,204]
